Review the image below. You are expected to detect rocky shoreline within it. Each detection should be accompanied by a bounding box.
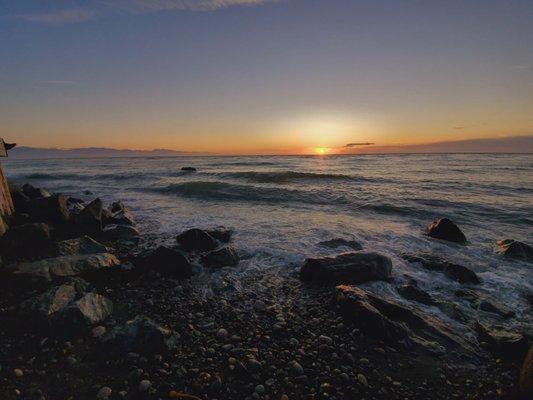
[0,183,532,399]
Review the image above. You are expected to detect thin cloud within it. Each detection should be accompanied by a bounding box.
[345,142,375,147]
[18,1,278,24]
[21,9,96,24]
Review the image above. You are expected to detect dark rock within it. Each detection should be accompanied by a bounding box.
[0,223,51,256]
[479,299,515,319]
[109,201,126,214]
[318,238,363,251]
[67,197,84,205]
[134,246,192,279]
[519,345,533,399]
[401,253,480,284]
[496,239,533,263]
[9,253,120,286]
[424,218,467,244]
[206,227,233,243]
[10,187,30,213]
[56,236,109,256]
[102,224,140,241]
[300,252,392,285]
[397,284,435,305]
[57,292,113,331]
[436,302,469,322]
[176,228,217,251]
[335,285,472,354]
[105,201,135,227]
[102,315,179,355]
[181,167,197,172]
[26,195,69,224]
[22,183,50,200]
[475,322,528,360]
[202,246,240,267]
[443,263,480,284]
[74,198,103,234]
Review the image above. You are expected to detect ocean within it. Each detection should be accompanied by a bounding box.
[4,153,533,336]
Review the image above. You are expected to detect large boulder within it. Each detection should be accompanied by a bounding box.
[401,253,480,284]
[0,223,51,256]
[202,246,240,267]
[475,322,529,360]
[425,218,467,244]
[519,345,533,399]
[22,183,50,200]
[104,201,135,227]
[176,228,217,251]
[26,195,69,224]
[102,224,140,241]
[206,227,233,243]
[20,278,112,334]
[496,239,533,263]
[300,252,392,285]
[56,236,109,256]
[134,246,192,279]
[102,315,179,355]
[334,285,472,354]
[318,238,363,251]
[9,253,120,286]
[74,198,103,234]
[396,284,435,305]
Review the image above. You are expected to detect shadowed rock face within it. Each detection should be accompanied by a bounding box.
[496,239,533,263]
[202,246,240,267]
[134,246,192,279]
[425,218,467,244]
[0,223,51,256]
[300,252,392,285]
[397,284,435,305]
[176,228,217,251]
[26,195,69,224]
[102,315,179,355]
[401,253,480,284]
[74,198,103,235]
[475,322,529,360]
[520,346,533,399]
[334,285,475,356]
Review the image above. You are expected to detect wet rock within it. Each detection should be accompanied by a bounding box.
[318,238,363,251]
[105,201,135,227]
[103,315,179,355]
[22,183,50,200]
[496,239,533,263]
[206,227,233,243]
[401,253,480,284]
[300,252,392,285]
[475,322,528,360]
[181,167,197,172]
[443,263,480,284]
[176,228,217,251]
[74,198,103,234]
[202,246,240,267]
[9,253,120,286]
[479,299,515,319]
[519,345,533,399]
[397,284,435,305]
[97,387,112,399]
[26,194,69,224]
[134,246,192,279]
[424,218,467,244]
[102,224,140,241]
[335,285,473,353]
[0,222,51,256]
[56,236,109,256]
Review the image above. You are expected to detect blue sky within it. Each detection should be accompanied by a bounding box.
[1,0,532,153]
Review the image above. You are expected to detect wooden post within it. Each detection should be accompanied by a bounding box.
[0,139,14,235]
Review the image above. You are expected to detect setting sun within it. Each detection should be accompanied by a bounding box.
[314,147,330,155]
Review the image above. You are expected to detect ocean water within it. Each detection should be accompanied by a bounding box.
[4,153,533,336]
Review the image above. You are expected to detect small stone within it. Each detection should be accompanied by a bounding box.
[290,361,304,376]
[138,380,151,392]
[281,395,289,400]
[13,368,23,377]
[319,335,333,345]
[217,328,228,339]
[97,386,113,399]
[255,384,265,395]
[357,373,368,387]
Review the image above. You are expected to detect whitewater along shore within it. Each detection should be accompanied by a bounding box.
[0,183,532,400]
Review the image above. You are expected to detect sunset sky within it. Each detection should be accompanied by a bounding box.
[1,0,532,154]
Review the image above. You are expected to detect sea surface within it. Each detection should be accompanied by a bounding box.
[5,154,533,337]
